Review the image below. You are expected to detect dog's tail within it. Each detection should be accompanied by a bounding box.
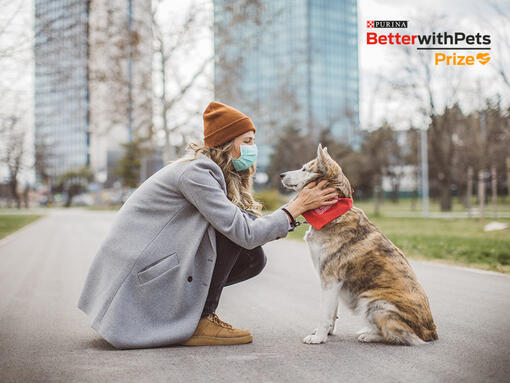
[421,326,438,342]
[373,311,427,346]
[383,328,426,346]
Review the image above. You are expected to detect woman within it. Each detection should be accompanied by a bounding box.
[77,101,339,349]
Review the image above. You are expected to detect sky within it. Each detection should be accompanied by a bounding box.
[0,0,33,184]
[166,0,510,132]
[358,0,510,130]
[1,0,509,183]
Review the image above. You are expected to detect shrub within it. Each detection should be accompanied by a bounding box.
[253,189,286,211]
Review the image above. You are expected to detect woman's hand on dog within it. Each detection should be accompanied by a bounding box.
[286,180,339,218]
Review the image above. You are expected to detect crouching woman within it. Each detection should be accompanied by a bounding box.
[77,101,338,348]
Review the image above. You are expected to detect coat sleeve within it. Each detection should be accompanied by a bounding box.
[178,160,290,250]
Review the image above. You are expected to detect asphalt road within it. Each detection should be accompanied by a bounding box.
[1,209,509,383]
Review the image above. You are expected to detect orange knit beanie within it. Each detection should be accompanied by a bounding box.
[203,101,256,147]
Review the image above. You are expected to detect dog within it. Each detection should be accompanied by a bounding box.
[280,143,438,345]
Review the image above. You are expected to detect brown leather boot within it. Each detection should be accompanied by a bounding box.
[181,312,253,346]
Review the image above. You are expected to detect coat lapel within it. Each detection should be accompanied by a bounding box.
[196,152,227,194]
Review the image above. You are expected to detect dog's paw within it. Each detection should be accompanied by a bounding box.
[357,333,371,342]
[302,333,327,344]
[357,332,383,343]
[312,326,335,336]
[356,327,371,336]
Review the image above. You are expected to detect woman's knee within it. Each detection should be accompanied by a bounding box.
[225,246,267,286]
[249,247,267,276]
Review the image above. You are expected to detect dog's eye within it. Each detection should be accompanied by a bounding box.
[302,168,306,172]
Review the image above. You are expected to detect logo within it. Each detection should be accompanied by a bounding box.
[365,20,492,66]
[434,52,491,66]
[476,52,491,65]
[367,20,408,28]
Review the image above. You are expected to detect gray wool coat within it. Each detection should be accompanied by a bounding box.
[77,152,291,349]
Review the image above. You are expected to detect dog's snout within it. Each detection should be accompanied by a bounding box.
[280,173,285,179]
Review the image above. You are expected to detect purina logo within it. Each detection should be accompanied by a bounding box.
[365,21,492,67]
[367,20,408,28]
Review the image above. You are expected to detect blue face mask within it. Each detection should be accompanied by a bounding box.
[232,144,257,171]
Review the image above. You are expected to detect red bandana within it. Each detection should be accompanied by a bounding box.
[302,197,353,230]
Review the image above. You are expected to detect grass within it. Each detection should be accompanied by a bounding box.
[0,215,44,240]
[10,189,505,273]
[284,214,510,274]
[252,191,510,216]
[83,189,508,273]
[355,196,510,216]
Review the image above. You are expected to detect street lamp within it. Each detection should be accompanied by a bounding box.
[420,126,429,217]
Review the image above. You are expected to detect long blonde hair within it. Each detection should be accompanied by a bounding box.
[168,139,263,217]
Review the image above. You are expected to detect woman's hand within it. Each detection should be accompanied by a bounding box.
[285,180,339,219]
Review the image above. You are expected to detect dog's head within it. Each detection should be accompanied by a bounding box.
[280,143,352,198]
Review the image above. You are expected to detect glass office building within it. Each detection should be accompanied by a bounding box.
[34,0,154,186]
[34,0,90,181]
[214,0,359,171]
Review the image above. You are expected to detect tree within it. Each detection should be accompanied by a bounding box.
[454,99,510,200]
[152,0,288,163]
[405,127,421,209]
[89,0,153,139]
[390,14,464,211]
[360,124,399,215]
[481,100,510,196]
[480,2,510,95]
[386,131,406,204]
[0,1,32,206]
[426,104,464,211]
[114,138,150,188]
[34,132,54,185]
[0,115,25,208]
[266,125,315,191]
[152,0,213,163]
[316,129,366,196]
[55,167,94,207]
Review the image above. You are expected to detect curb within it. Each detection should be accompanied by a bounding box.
[0,215,48,248]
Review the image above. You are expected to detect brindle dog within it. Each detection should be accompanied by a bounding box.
[281,144,438,345]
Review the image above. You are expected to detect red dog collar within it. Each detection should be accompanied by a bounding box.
[302,197,353,230]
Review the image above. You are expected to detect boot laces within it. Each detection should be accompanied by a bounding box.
[208,312,233,329]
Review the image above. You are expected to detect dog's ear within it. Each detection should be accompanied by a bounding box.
[316,143,323,159]
[323,146,332,160]
[337,173,353,198]
[317,143,332,172]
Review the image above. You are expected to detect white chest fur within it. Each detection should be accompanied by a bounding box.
[302,226,344,344]
[304,226,324,275]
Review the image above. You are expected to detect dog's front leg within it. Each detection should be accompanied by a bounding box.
[330,299,340,334]
[311,299,339,335]
[303,282,340,344]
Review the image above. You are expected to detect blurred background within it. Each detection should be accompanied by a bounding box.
[0,0,509,271]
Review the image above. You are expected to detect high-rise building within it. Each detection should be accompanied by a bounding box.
[34,0,153,186]
[214,0,359,171]
[34,0,90,180]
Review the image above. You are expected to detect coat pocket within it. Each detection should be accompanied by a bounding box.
[137,252,180,285]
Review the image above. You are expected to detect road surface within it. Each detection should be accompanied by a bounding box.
[1,209,509,383]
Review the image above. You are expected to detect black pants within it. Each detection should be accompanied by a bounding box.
[201,212,267,318]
